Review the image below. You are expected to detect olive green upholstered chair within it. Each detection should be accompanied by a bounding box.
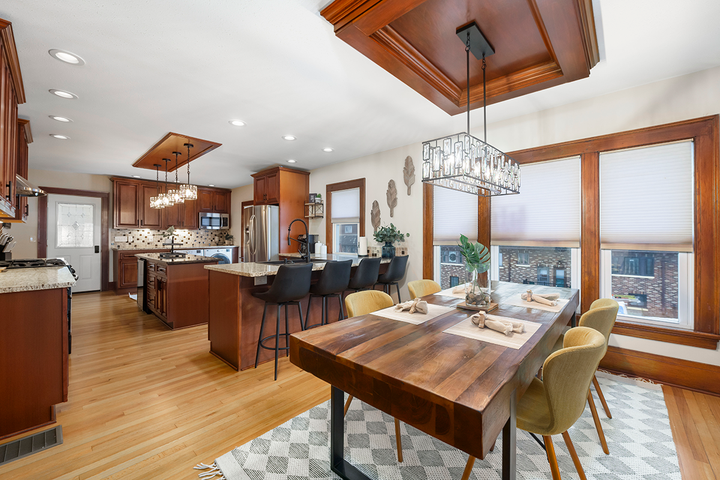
[407,279,441,299]
[462,327,606,480]
[342,290,403,462]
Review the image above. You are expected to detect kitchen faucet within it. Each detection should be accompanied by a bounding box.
[287,218,310,263]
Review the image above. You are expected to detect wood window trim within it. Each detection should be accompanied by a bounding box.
[37,187,111,292]
[422,115,720,349]
[326,178,365,254]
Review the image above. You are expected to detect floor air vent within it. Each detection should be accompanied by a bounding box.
[0,426,63,466]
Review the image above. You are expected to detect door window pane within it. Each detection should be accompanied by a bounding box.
[57,203,94,248]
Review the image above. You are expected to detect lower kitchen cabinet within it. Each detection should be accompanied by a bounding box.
[113,249,168,294]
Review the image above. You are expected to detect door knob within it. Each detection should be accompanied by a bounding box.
[95,245,100,253]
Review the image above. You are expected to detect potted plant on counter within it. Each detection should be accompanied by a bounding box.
[373,223,409,258]
[458,234,491,307]
[224,232,234,246]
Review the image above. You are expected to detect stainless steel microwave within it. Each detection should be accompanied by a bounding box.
[199,212,229,230]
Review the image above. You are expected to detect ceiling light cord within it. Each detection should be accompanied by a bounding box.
[482,55,487,143]
[186,143,193,184]
[466,33,470,136]
[174,152,180,185]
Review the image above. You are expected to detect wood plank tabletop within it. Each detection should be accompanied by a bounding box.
[290,281,579,460]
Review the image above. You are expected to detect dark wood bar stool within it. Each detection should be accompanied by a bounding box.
[346,257,381,292]
[375,255,408,303]
[253,263,313,380]
[305,259,352,329]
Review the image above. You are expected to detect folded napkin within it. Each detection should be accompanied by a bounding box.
[521,290,558,306]
[395,298,429,314]
[471,312,525,336]
[452,284,466,294]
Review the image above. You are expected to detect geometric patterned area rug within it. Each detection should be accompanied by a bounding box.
[195,373,680,480]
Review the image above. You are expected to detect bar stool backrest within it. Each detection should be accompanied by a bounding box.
[261,263,313,304]
[378,255,408,283]
[348,257,382,290]
[311,259,353,295]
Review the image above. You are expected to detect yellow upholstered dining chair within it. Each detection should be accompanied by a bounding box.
[407,279,441,299]
[462,327,606,480]
[343,290,404,462]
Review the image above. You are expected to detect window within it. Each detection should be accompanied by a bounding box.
[57,203,94,248]
[433,186,478,288]
[599,141,694,328]
[327,179,365,254]
[495,246,578,288]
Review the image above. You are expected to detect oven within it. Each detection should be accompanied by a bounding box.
[199,212,229,230]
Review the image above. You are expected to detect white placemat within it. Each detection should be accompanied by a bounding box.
[435,286,467,299]
[443,314,542,349]
[371,303,456,325]
[502,293,569,313]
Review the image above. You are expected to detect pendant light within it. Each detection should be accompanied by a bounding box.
[167,151,184,204]
[179,142,197,201]
[150,164,162,209]
[421,22,520,197]
[158,158,174,207]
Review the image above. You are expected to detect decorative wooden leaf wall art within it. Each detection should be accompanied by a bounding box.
[371,200,381,232]
[387,180,398,217]
[403,156,415,195]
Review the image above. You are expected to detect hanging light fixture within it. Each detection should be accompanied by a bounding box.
[167,151,185,204]
[158,158,174,207]
[179,142,197,201]
[150,163,162,209]
[421,23,520,197]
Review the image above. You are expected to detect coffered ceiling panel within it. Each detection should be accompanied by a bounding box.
[321,0,599,115]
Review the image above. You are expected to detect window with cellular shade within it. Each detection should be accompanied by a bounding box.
[331,188,360,223]
[600,141,693,251]
[491,157,581,247]
[433,186,478,243]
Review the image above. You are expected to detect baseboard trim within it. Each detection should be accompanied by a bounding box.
[600,346,720,397]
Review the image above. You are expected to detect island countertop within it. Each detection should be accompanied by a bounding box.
[0,266,76,294]
[113,245,238,251]
[136,253,220,265]
[204,254,391,277]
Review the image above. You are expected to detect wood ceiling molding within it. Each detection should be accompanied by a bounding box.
[0,19,26,104]
[320,0,599,115]
[132,132,221,172]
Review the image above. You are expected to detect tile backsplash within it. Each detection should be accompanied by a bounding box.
[111,229,232,249]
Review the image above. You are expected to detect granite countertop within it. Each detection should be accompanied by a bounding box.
[205,254,392,278]
[135,253,221,265]
[0,266,76,294]
[112,245,238,251]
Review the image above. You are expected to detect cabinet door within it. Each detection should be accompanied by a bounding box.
[254,175,267,205]
[183,199,198,229]
[119,259,138,288]
[114,181,140,228]
[198,188,214,212]
[139,184,162,228]
[213,191,229,213]
[265,173,279,204]
[162,201,182,229]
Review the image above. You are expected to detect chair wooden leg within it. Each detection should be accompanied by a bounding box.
[593,375,612,418]
[394,418,403,462]
[461,456,476,480]
[587,390,610,454]
[543,435,562,480]
[343,394,353,416]
[562,431,587,480]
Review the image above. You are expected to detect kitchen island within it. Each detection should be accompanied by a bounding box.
[136,253,219,330]
[0,266,76,439]
[204,254,393,371]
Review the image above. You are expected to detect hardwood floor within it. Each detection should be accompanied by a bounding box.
[0,291,717,479]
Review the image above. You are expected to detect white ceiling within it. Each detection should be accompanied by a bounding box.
[2,0,719,189]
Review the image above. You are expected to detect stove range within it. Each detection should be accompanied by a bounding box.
[0,258,78,280]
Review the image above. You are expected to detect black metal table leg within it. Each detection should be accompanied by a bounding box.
[571,311,577,327]
[331,386,373,480]
[502,391,517,480]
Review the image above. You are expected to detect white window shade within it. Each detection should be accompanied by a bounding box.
[433,186,478,244]
[491,157,581,247]
[600,141,693,250]
[331,188,360,223]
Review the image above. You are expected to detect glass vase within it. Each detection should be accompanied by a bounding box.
[466,269,491,307]
[381,242,395,259]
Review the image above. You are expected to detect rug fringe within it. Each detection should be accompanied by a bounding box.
[194,462,226,479]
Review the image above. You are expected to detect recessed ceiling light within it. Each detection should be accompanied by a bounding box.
[323,147,333,153]
[49,115,72,123]
[209,184,215,187]
[132,175,141,178]
[49,49,86,66]
[229,120,246,127]
[282,135,296,141]
[49,89,78,99]
[50,134,70,140]
[287,159,297,164]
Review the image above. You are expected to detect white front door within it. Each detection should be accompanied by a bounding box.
[46,194,102,293]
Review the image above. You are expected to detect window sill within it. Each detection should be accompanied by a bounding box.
[611,274,655,279]
[514,264,532,267]
[611,321,720,349]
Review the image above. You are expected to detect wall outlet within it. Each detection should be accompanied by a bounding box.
[114,235,128,243]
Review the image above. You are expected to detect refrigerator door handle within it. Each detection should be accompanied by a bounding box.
[249,214,257,256]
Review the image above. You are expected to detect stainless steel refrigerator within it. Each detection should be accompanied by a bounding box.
[242,205,280,262]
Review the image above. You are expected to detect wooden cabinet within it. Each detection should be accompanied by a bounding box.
[198,188,214,212]
[253,171,279,204]
[139,184,162,228]
[198,187,230,214]
[6,119,31,223]
[113,180,140,228]
[113,249,168,294]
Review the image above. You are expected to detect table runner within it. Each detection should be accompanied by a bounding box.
[443,314,542,349]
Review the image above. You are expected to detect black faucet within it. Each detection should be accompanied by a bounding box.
[287,218,310,263]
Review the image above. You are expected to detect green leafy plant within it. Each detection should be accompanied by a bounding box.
[458,234,490,274]
[224,232,234,241]
[161,226,175,238]
[373,223,409,244]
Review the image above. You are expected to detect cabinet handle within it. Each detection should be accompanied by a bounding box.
[24,204,28,216]
[5,181,11,201]
[140,219,143,226]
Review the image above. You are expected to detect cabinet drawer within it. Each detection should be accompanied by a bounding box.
[147,262,156,272]
[156,266,167,275]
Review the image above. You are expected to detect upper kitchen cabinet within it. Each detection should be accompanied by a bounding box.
[0,19,26,220]
[5,119,32,223]
[197,187,230,214]
[113,178,141,228]
[253,170,279,205]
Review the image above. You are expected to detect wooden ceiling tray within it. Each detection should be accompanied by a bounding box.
[132,132,222,172]
[321,0,600,115]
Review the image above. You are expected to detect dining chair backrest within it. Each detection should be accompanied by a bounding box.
[542,327,606,435]
[377,255,409,283]
[345,290,394,318]
[348,257,382,290]
[589,298,620,311]
[579,301,619,345]
[408,279,441,299]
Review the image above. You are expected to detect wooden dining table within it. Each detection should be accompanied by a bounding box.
[289,281,579,480]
